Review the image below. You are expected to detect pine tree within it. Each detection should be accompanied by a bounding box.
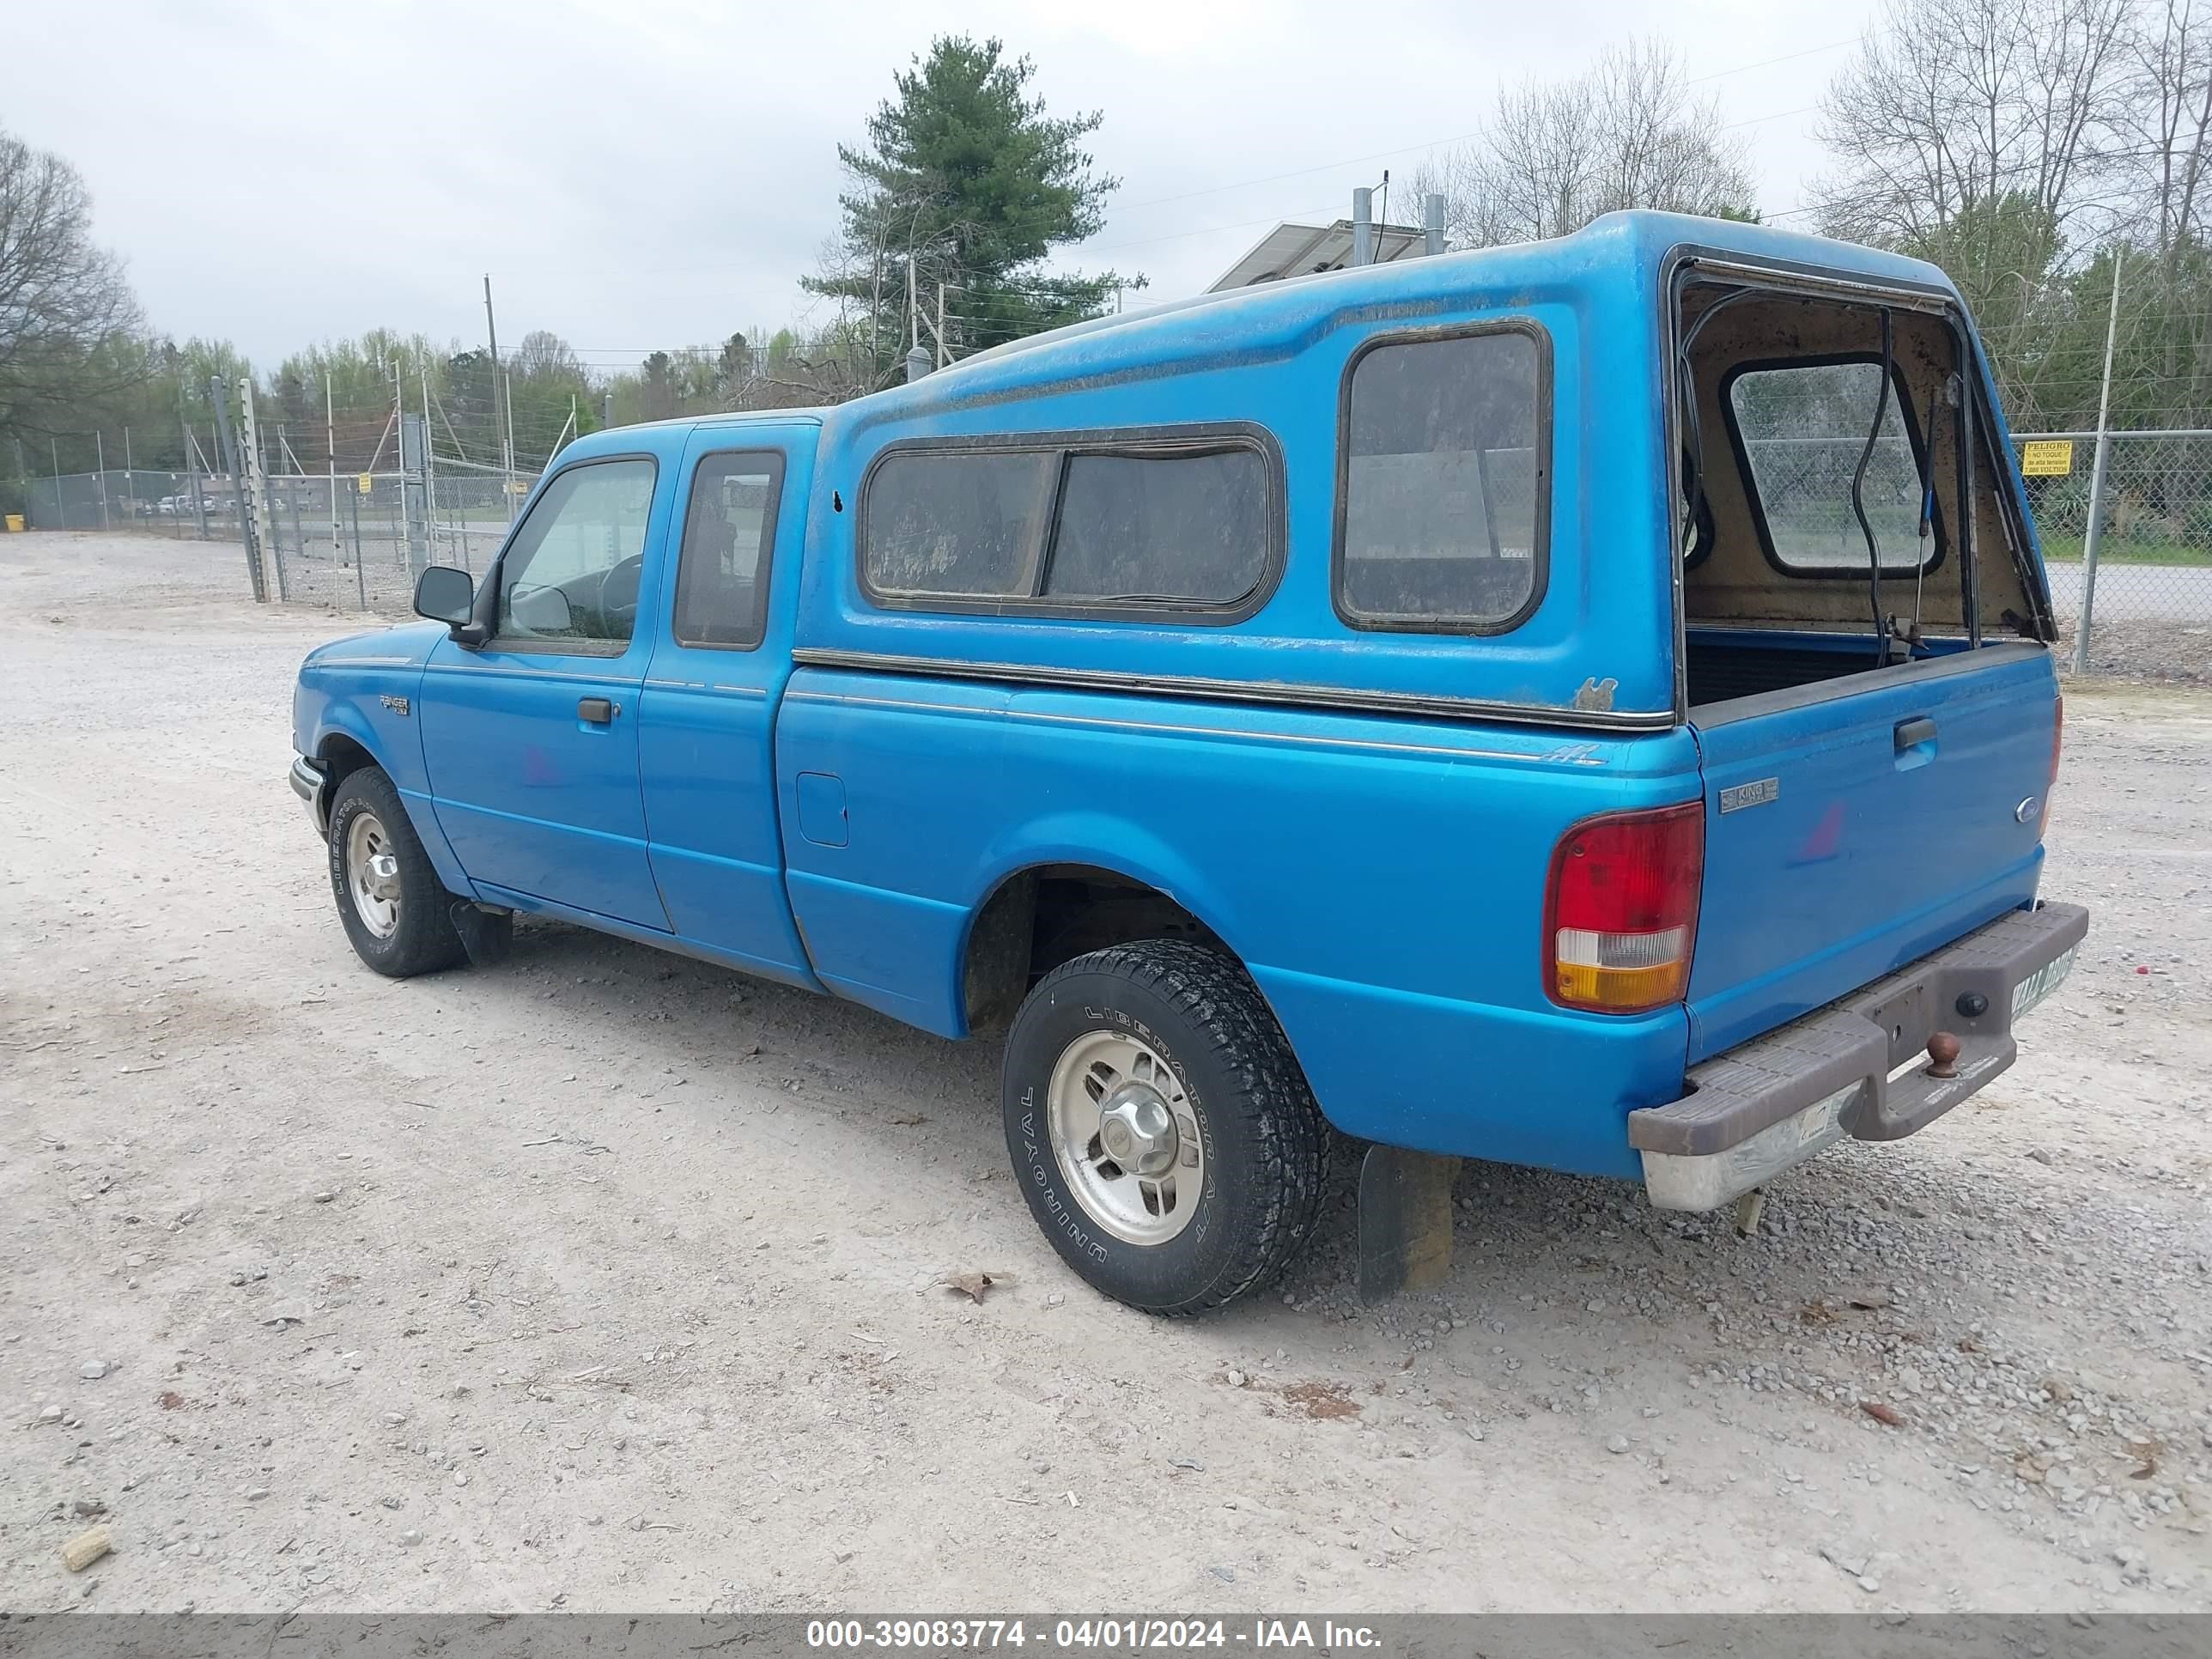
[805,36,1138,388]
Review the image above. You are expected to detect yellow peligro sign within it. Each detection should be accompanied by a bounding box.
[2020,440,2075,477]
[357,473,373,494]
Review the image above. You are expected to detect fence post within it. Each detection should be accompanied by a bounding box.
[95,433,110,529]
[2074,252,2124,676]
[236,377,284,602]
[399,412,430,583]
[209,377,262,599]
[351,484,367,609]
[182,404,207,540]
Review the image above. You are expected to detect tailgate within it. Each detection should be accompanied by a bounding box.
[1686,644,2058,1061]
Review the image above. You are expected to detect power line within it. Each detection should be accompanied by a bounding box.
[1685,34,1861,84]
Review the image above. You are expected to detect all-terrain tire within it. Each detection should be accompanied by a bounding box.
[1002,939,1328,1315]
[326,765,467,978]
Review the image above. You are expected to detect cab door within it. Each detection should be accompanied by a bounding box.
[637,428,820,985]
[417,452,674,931]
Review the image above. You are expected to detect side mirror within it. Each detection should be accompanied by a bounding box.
[414,565,476,629]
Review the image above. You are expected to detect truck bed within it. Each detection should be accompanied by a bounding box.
[1685,631,1969,709]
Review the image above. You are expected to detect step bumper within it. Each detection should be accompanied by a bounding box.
[1630,902,2090,1212]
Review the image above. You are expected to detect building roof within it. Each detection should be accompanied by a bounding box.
[1206,217,1430,292]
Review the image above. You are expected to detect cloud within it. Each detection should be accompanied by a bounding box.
[7,0,1865,368]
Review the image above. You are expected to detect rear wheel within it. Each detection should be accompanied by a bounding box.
[1001,939,1328,1314]
[326,766,466,977]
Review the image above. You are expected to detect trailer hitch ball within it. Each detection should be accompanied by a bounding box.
[1924,1030,1962,1079]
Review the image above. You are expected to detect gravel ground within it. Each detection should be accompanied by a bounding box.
[3,530,2208,1614]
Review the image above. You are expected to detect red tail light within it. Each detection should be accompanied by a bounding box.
[2039,694,2063,840]
[1543,803,1705,1014]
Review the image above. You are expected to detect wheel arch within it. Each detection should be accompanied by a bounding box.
[957,851,1245,1036]
[307,700,472,897]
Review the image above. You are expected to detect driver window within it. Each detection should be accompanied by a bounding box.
[495,459,657,647]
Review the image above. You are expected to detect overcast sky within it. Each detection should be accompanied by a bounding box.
[9,0,1879,374]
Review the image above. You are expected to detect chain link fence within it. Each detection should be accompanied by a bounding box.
[2010,431,2212,684]
[252,467,535,608]
[15,462,535,606]
[15,431,2208,682]
[21,468,240,535]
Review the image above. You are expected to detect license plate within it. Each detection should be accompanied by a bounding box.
[2010,945,2079,1020]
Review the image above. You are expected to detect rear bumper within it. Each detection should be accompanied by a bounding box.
[290,753,329,836]
[1631,901,2089,1211]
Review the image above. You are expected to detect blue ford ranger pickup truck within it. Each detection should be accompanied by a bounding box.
[291,212,2086,1313]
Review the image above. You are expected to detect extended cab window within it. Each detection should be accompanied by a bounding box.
[495,459,656,647]
[860,431,1279,617]
[1727,360,1934,574]
[1337,325,1548,631]
[673,451,784,649]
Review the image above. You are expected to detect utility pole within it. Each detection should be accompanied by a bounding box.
[422,368,437,557]
[2074,251,2124,676]
[483,275,515,515]
[1352,186,1375,267]
[1423,192,1447,257]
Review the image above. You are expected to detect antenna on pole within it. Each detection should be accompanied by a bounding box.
[936,283,963,369]
[906,253,929,381]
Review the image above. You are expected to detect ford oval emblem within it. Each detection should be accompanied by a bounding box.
[2014,796,2039,823]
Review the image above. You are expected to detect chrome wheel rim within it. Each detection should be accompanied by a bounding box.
[1045,1030,1203,1246]
[344,811,403,939]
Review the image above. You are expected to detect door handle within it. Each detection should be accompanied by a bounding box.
[577,697,617,724]
[1894,716,1937,750]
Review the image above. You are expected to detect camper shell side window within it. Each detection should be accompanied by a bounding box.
[1333,319,1553,635]
[855,423,1285,623]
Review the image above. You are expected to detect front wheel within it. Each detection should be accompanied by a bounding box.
[1001,939,1328,1315]
[326,765,466,977]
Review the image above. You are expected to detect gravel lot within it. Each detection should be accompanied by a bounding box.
[3,530,2208,1615]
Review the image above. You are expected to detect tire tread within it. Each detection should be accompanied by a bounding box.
[1019,939,1328,1315]
[327,766,466,978]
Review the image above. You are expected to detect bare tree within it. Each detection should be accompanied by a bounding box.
[509,330,582,381]
[0,127,143,447]
[2119,0,2212,258]
[1808,0,2135,253]
[1409,39,1757,247]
